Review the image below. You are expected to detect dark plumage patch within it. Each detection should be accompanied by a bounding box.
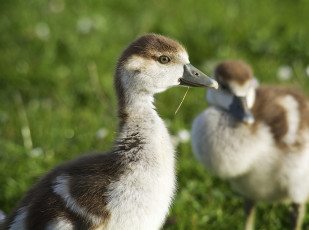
[215,60,253,87]
[3,151,141,229]
[2,153,119,229]
[3,131,146,229]
[114,132,145,162]
[251,86,309,150]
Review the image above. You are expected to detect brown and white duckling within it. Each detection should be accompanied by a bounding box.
[191,60,309,230]
[1,34,218,230]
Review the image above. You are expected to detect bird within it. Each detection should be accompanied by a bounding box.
[191,60,309,230]
[1,34,218,230]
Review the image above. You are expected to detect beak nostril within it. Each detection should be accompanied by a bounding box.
[194,72,199,76]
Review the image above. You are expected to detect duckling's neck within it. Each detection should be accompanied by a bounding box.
[116,91,174,160]
[117,90,152,122]
[118,92,162,133]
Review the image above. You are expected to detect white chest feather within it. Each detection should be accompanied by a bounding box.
[191,107,283,201]
[104,116,176,230]
[192,107,276,178]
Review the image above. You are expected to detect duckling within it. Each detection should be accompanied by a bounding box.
[191,60,309,230]
[1,34,218,230]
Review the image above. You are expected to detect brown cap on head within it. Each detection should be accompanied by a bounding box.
[214,60,253,86]
[114,34,187,124]
[117,33,186,65]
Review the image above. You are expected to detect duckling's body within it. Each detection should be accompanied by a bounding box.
[191,60,309,230]
[6,107,175,230]
[2,34,218,230]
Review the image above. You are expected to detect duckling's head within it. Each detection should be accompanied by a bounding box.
[115,34,218,102]
[207,60,258,125]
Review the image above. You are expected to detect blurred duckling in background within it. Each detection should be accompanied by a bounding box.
[191,60,309,230]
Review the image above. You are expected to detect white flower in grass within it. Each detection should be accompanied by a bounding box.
[35,22,50,40]
[30,147,43,157]
[306,66,309,77]
[171,129,191,147]
[96,128,108,140]
[77,17,92,34]
[49,0,65,13]
[277,65,292,81]
[177,129,190,143]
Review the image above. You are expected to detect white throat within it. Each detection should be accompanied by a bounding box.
[206,87,256,110]
[126,93,156,118]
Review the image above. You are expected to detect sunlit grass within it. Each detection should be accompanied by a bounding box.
[1,0,309,229]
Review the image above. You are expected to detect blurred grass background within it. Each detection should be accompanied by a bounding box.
[1,0,309,229]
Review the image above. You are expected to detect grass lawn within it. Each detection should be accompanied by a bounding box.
[1,0,309,229]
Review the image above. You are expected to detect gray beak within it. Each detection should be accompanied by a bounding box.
[179,64,218,89]
[229,96,255,125]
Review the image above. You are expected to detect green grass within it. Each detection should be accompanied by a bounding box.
[1,0,309,229]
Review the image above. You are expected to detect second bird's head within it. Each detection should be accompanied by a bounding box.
[207,60,258,125]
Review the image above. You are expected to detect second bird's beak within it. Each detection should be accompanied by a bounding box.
[179,64,218,89]
[230,96,255,125]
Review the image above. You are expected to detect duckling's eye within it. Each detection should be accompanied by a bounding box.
[158,56,170,64]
